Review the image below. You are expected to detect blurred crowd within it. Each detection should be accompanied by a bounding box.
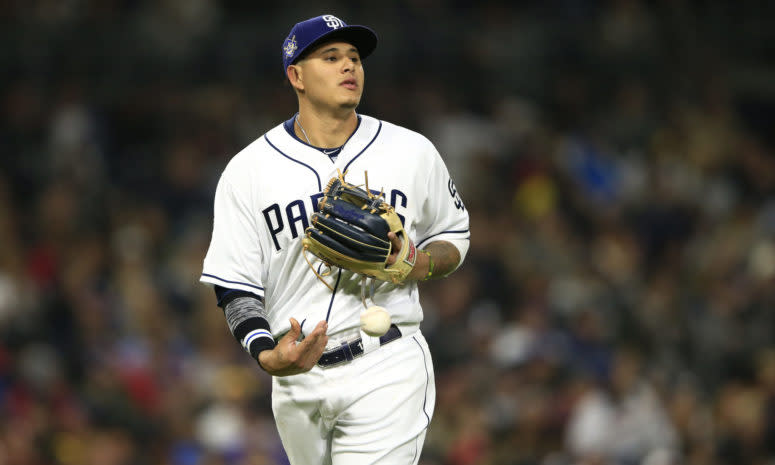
[2,1,775,464]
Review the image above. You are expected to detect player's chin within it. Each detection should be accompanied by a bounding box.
[337,88,362,106]
[338,96,361,110]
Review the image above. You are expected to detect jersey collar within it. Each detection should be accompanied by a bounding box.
[267,114,381,169]
[282,114,360,150]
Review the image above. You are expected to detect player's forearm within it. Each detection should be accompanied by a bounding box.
[221,294,277,364]
[411,241,461,281]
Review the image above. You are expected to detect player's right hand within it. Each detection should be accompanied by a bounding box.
[258,318,328,376]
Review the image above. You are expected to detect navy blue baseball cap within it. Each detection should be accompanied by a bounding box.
[282,14,377,73]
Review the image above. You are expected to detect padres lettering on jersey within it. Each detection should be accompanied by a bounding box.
[201,115,470,340]
[261,188,408,252]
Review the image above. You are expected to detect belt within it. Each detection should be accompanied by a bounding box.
[317,324,402,367]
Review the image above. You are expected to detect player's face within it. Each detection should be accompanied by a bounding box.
[297,41,364,111]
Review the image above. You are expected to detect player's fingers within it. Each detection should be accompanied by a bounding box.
[300,321,327,348]
[293,328,327,369]
[387,231,401,247]
[305,335,328,365]
[299,324,328,353]
[284,318,301,342]
[300,335,328,359]
[386,232,402,265]
[312,320,328,333]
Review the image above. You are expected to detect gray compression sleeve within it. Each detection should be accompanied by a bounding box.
[223,296,275,359]
[223,296,268,333]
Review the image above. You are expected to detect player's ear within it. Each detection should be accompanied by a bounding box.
[287,65,304,92]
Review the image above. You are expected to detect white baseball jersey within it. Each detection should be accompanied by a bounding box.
[200,114,470,342]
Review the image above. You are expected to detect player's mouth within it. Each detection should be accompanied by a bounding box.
[340,79,358,90]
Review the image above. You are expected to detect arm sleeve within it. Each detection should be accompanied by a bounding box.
[218,288,276,361]
[415,146,471,270]
[200,171,266,298]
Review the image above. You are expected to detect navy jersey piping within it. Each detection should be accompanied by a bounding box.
[325,269,343,322]
[201,273,265,292]
[283,113,362,156]
[343,120,382,173]
[264,134,322,191]
[214,286,263,307]
[412,336,431,428]
[417,229,470,249]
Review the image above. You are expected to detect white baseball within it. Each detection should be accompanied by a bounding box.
[360,306,391,337]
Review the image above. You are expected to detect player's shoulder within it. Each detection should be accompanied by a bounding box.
[362,114,436,150]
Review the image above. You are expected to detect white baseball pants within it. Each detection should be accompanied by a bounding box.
[271,331,436,465]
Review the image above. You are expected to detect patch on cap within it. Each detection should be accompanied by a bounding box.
[281,14,378,74]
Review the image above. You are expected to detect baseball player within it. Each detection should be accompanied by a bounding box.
[201,14,470,465]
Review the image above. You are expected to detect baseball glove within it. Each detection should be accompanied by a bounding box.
[302,172,417,285]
